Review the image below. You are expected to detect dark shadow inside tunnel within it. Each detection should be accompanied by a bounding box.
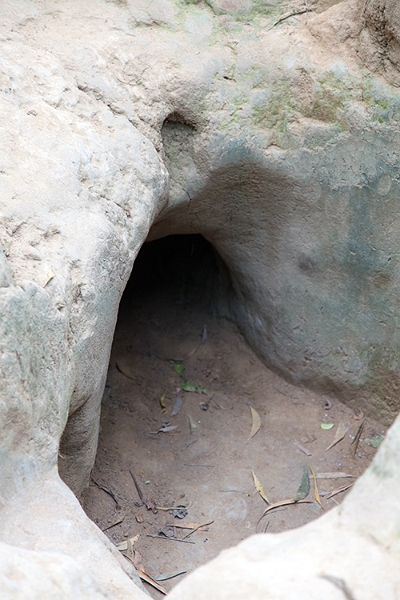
[118,234,234,323]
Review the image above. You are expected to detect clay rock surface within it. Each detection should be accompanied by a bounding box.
[1,0,400,598]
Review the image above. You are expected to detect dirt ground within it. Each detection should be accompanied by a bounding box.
[84,235,386,598]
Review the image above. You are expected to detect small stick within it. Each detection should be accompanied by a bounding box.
[326,482,354,499]
[181,520,214,540]
[129,470,145,505]
[102,516,125,531]
[269,8,313,30]
[156,505,189,511]
[165,523,209,531]
[274,388,299,400]
[182,439,198,450]
[146,534,195,544]
[350,420,365,458]
[184,464,215,468]
[212,397,228,410]
[91,477,121,510]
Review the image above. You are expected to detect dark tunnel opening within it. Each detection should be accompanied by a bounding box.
[118,234,232,324]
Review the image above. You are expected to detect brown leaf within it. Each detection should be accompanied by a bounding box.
[115,534,140,551]
[259,498,313,518]
[160,390,167,413]
[247,404,261,440]
[326,482,354,499]
[311,472,354,479]
[158,425,178,433]
[137,569,167,595]
[133,549,143,570]
[252,470,270,504]
[116,359,135,379]
[325,421,348,451]
[309,466,322,507]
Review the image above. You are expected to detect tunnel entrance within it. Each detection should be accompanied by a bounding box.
[119,234,229,321]
[84,234,385,598]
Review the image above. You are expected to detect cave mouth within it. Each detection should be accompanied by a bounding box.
[84,233,386,596]
[119,233,228,318]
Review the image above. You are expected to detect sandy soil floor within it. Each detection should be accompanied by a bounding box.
[84,236,386,598]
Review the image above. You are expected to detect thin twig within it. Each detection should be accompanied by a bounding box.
[350,420,365,458]
[274,387,299,400]
[102,516,125,531]
[91,477,121,510]
[146,534,195,544]
[268,8,313,30]
[184,464,215,468]
[156,505,189,511]
[326,482,354,499]
[181,520,214,540]
[129,470,145,505]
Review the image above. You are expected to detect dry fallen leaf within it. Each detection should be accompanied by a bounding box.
[133,549,143,571]
[137,569,167,595]
[158,425,178,433]
[326,482,354,499]
[160,390,167,413]
[116,534,140,551]
[312,472,354,479]
[326,421,348,452]
[309,466,322,507]
[116,359,135,379]
[259,498,313,519]
[247,404,261,440]
[252,470,270,504]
